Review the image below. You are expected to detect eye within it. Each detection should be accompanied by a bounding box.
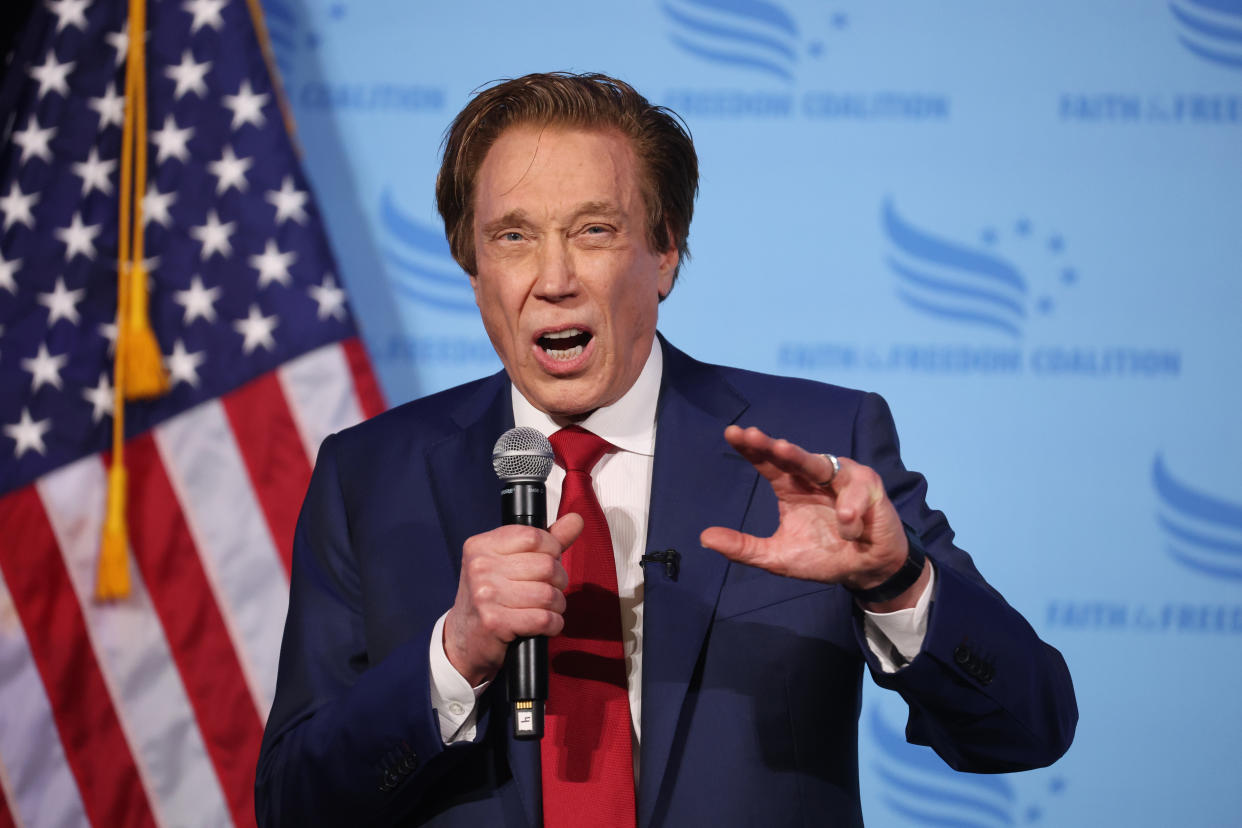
[502,231,524,242]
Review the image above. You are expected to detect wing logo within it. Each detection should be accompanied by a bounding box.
[1169,0,1242,70]
[1154,455,1242,580]
[379,190,477,314]
[661,0,801,82]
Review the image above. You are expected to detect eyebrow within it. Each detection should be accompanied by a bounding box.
[479,202,626,237]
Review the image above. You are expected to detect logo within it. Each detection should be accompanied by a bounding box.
[379,190,476,314]
[1154,454,1242,580]
[662,0,802,83]
[1170,0,1242,71]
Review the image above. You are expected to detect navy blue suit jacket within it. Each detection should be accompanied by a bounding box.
[256,337,1076,826]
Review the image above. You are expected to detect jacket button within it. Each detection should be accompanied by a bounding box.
[954,646,970,665]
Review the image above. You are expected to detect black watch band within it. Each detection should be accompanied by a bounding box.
[848,524,927,604]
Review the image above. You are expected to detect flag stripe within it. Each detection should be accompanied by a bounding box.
[38,457,233,828]
[154,400,290,716]
[221,373,314,573]
[0,488,157,828]
[277,341,366,463]
[343,337,387,418]
[0,570,89,828]
[125,435,263,828]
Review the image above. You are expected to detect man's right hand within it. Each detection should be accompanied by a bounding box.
[443,514,583,687]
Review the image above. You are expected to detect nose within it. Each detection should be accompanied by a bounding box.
[533,237,577,301]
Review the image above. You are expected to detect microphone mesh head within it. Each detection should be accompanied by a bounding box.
[492,426,554,482]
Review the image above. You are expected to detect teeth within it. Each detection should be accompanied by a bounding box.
[546,344,583,361]
[542,328,583,340]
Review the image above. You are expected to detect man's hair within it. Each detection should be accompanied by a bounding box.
[436,72,699,287]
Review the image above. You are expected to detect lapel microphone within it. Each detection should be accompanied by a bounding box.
[492,426,554,740]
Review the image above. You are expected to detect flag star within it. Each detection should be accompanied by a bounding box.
[72,147,117,196]
[21,343,69,392]
[173,275,221,323]
[46,0,90,33]
[13,117,57,164]
[151,115,194,164]
[28,52,74,99]
[99,321,118,355]
[249,238,296,287]
[165,50,211,100]
[106,26,129,66]
[165,339,207,387]
[0,183,38,231]
[234,304,279,354]
[88,81,126,130]
[37,277,86,326]
[54,212,101,261]
[266,176,308,225]
[183,0,227,33]
[208,145,253,195]
[0,252,19,293]
[190,210,235,259]
[4,409,53,458]
[309,274,347,320]
[143,181,177,227]
[82,373,114,422]
[222,79,269,130]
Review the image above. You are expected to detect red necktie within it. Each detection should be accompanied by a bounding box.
[541,426,635,828]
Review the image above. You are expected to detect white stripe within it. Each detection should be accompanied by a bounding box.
[154,400,289,718]
[277,342,367,464]
[0,570,86,828]
[36,457,232,828]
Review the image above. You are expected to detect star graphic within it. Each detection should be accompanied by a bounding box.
[106,26,129,66]
[183,0,227,33]
[190,210,236,259]
[208,145,253,195]
[234,304,279,354]
[4,409,53,458]
[54,212,101,261]
[143,181,177,227]
[151,114,195,164]
[266,175,308,224]
[0,252,19,293]
[82,373,115,422]
[309,274,347,320]
[28,52,75,99]
[165,49,211,100]
[222,79,270,131]
[173,275,222,323]
[21,343,69,392]
[0,182,39,231]
[250,238,297,287]
[165,339,207,387]
[99,321,118,356]
[37,277,87,326]
[72,147,117,196]
[88,81,126,130]
[13,117,57,164]
[47,0,90,33]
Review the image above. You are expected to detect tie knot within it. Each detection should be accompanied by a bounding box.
[550,426,613,473]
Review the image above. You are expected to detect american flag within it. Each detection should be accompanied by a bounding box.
[0,1,384,826]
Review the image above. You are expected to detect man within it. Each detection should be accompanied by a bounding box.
[256,73,1076,826]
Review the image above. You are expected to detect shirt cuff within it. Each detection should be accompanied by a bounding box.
[428,612,489,743]
[862,561,936,673]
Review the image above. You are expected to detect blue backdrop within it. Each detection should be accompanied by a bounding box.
[259,1,1242,824]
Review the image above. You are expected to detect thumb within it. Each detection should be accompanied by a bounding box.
[548,512,585,553]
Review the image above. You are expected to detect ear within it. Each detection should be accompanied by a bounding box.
[655,226,678,299]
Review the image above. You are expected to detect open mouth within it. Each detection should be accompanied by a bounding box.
[536,327,593,361]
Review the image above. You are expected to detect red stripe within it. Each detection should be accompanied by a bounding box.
[220,371,313,573]
[0,487,157,828]
[125,434,262,828]
[343,336,386,418]
[0,782,18,828]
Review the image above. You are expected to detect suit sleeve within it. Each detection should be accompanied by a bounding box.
[850,392,1078,772]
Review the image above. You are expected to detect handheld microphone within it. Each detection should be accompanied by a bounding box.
[492,426,554,740]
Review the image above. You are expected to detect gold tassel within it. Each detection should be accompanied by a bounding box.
[96,462,131,599]
[121,260,169,399]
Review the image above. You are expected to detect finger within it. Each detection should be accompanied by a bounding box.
[832,460,885,539]
[726,425,840,490]
[496,579,566,615]
[547,512,585,553]
[700,526,773,571]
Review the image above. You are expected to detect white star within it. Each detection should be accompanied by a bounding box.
[46,0,90,33]
[221,79,269,130]
[183,0,227,33]
[165,50,211,100]
[266,176,308,225]
[106,26,128,66]
[72,147,117,196]
[21,343,69,392]
[12,117,57,164]
[151,114,194,164]
[99,321,118,356]
[37,277,86,326]
[173,275,221,324]
[88,81,126,130]
[28,52,74,99]
[165,339,207,387]
[82,374,114,423]
[207,145,252,195]
[0,183,38,231]
[234,304,278,354]
[249,238,296,287]
[190,210,235,259]
[54,212,101,261]
[143,181,177,227]
[309,274,348,320]
[0,253,19,293]
[4,409,53,458]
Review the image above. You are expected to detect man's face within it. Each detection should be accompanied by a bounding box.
[470,125,678,424]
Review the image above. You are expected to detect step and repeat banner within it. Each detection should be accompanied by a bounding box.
[262,1,1241,824]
